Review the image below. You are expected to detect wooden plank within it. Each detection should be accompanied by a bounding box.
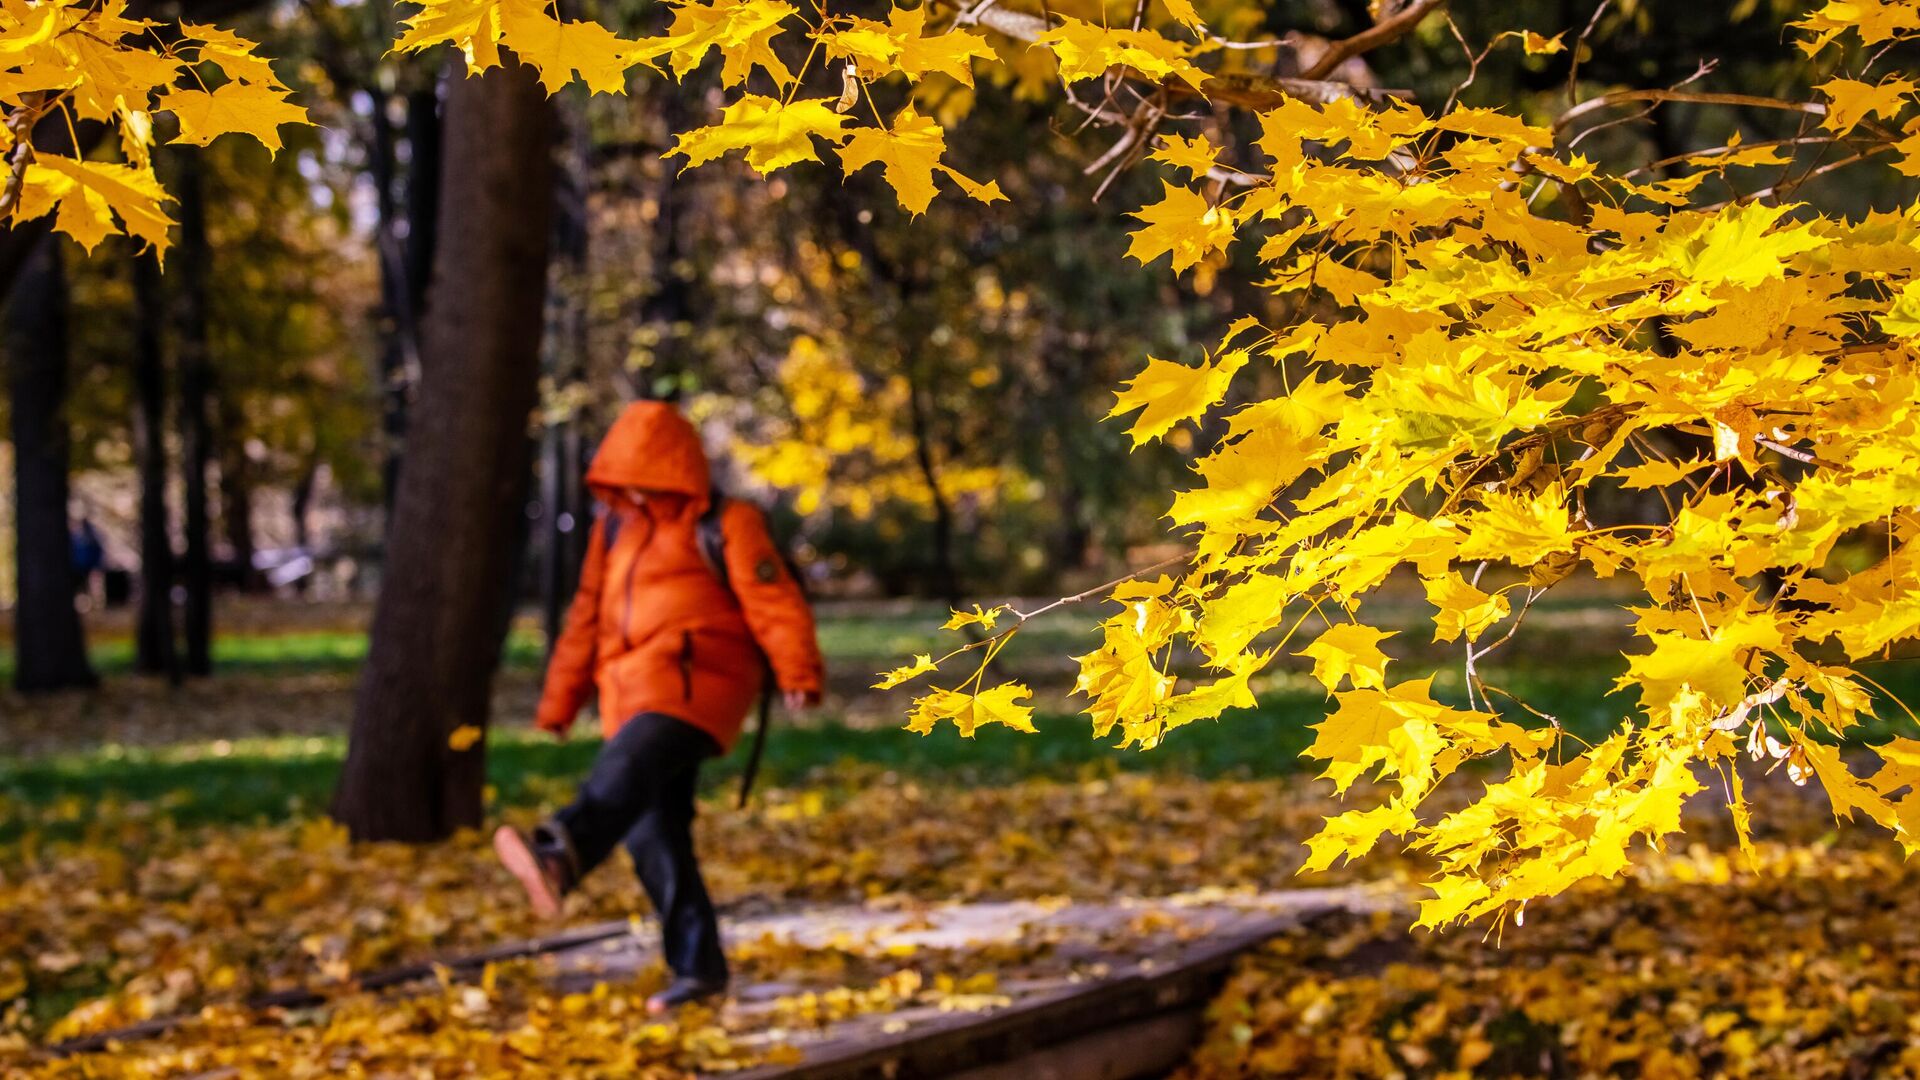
[942,1008,1206,1080]
[723,908,1327,1080]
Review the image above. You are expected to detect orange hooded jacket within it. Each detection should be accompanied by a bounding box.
[534,402,824,751]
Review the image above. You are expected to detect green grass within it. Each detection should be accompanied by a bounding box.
[5,596,1918,844]
[9,658,1915,845]
[0,628,552,682]
[0,601,1072,683]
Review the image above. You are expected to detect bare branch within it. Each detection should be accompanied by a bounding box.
[1556,88,1826,133]
[935,0,1412,110]
[1299,0,1447,81]
[0,92,47,223]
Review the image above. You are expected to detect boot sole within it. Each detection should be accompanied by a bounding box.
[493,826,563,920]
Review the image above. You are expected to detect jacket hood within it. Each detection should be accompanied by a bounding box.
[586,401,712,507]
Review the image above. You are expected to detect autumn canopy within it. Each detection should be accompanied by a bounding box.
[6,0,1920,932]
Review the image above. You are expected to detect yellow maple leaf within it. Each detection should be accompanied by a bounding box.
[1618,631,1754,713]
[1521,30,1565,55]
[873,653,937,690]
[1301,801,1417,873]
[636,0,796,86]
[498,0,642,94]
[447,725,484,751]
[840,109,946,215]
[820,6,993,87]
[180,21,285,88]
[1150,132,1219,177]
[671,95,851,174]
[838,107,996,215]
[1817,75,1915,137]
[938,164,1005,204]
[942,604,1004,632]
[158,83,309,154]
[1036,17,1205,89]
[1126,181,1237,272]
[1107,348,1246,446]
[1305,679,1460,797]
[1296,624,1395,692]
[1422,573,1511,644]
[1668,202,1830,292]
[1455,485,1575,567]
[905,682,1036,737]
[1798,739,1900,832]
[1166,422,1318,527]
[1414,873,1492,929]
[15,154,174,256]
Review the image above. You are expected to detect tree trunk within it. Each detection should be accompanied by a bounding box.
[404,83,443,321]
[290,451,318,596]
[131,251,178,679]
[633,81,695,399]
[218,398,259,592]
[903,360,963,609]
[541,89,592,651]
[173,152,216,677]
[7,236,97,692]
[331,57,557,843]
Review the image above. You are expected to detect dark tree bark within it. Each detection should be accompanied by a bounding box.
[631,81,696,399]
[374,81,444,514]
[403,84,443,321]
[131,251,178,680]
[902,362,963,609]
[7,236,97,693]
[331,57,557,843]
[218,398,259,592]
[173,152,215,677]
[290,451,319,596]
[541,92,592,651]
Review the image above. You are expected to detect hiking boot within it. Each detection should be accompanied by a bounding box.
[494,823,574,919]
[646,975,728,1014]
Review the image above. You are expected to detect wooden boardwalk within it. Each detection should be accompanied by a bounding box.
[52,885,1398,1077]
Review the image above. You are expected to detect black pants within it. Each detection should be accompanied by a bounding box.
[552,712,727,983]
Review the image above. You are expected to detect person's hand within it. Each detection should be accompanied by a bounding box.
[535,712,572,739]
[783,689,819,713]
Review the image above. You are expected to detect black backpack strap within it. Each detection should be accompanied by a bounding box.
[699,489,775,809]
[737,676,773,808]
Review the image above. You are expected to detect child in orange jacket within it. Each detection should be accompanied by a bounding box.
[495,401,823,1013]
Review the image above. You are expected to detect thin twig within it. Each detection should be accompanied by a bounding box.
[1557,87,1825,133]
[1565,0,1610,105]
[1009,550,1193,622]
[1300,0,1448,81]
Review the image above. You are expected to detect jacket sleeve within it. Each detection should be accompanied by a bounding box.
[722,501,824,697]
[535,515,606,732]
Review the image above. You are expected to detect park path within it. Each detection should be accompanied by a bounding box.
[51,884,1401,1078]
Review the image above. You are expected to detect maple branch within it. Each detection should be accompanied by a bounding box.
[1299,0,1447,81]
[1555,89,1826,133]
[1008,550,1192,623]
[1565,0,1611,104]
[1624,135,1845,179]
[1734,143,1897,206]
[936,0,1411,109]
[0,92,46,222]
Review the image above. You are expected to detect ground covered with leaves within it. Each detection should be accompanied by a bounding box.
[1183,787,1920,1080]
[2,768,1391,1075]
[6,600,1920,1076]
[12,755,1920,1077]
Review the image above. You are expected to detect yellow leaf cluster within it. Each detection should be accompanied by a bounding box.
[0,3,307,253]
